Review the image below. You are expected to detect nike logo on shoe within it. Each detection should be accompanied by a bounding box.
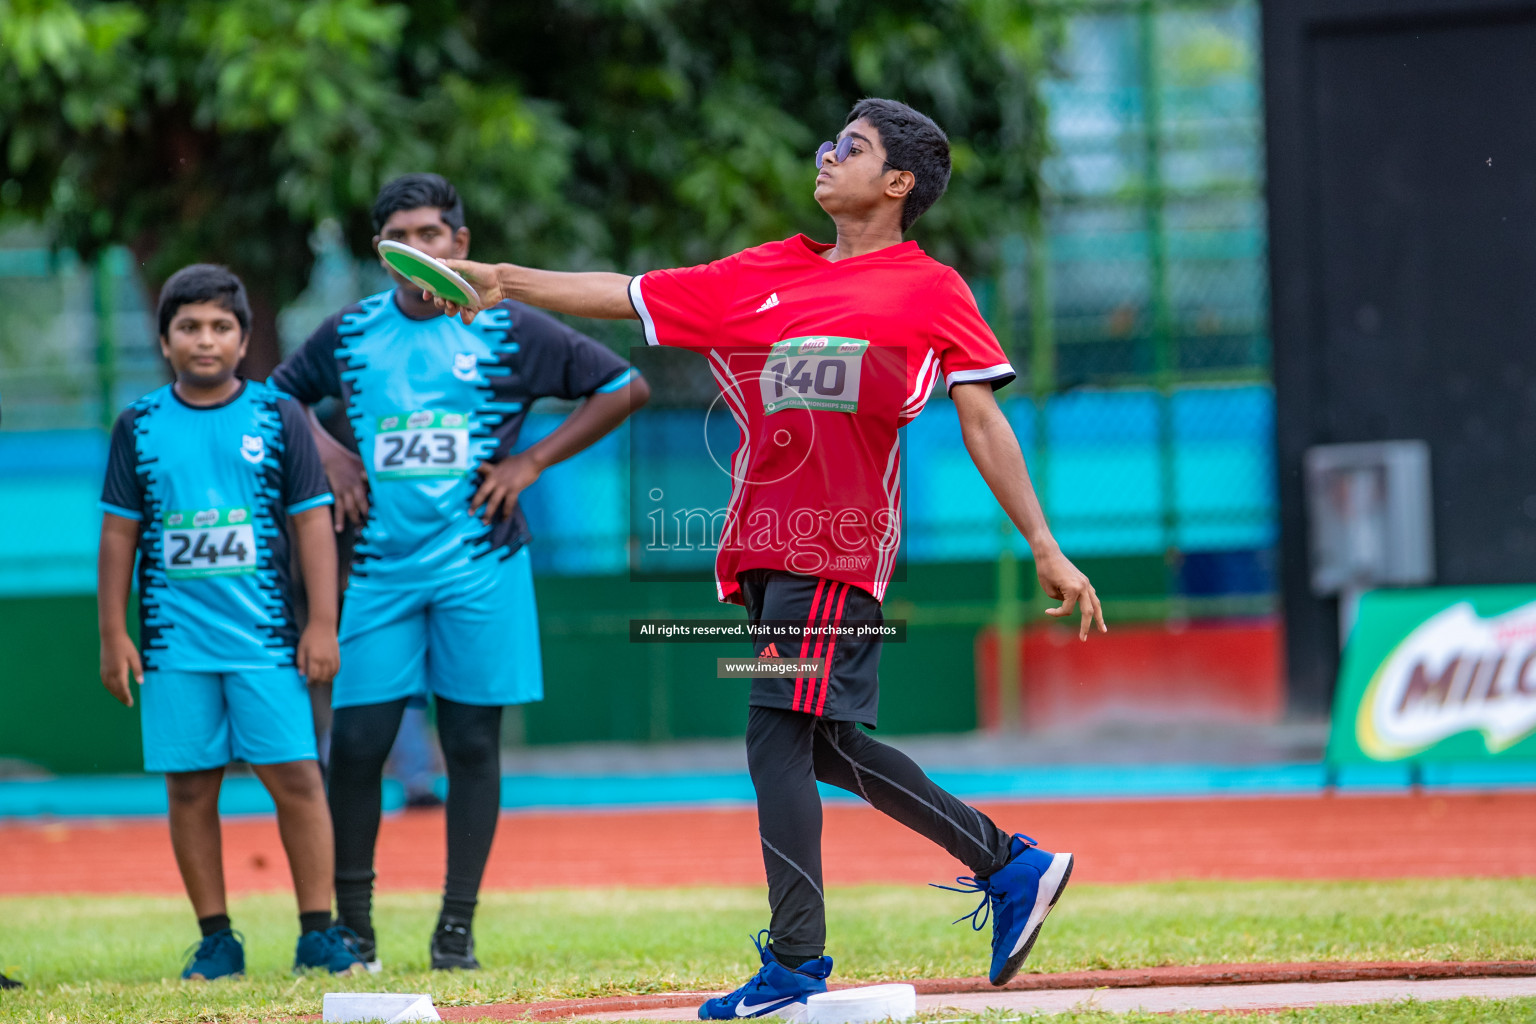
[755,293,780,312]
[736,997,796,1017]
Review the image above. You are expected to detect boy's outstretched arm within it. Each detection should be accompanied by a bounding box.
[472,377,652,523]
[952,381,1107,640]
[97,514,144,706]
[436,263,636,323]
[291,506,340,685]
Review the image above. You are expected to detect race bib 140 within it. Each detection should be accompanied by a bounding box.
[163,507,257,579]
[761,337,868,415]
[373,410,472,480]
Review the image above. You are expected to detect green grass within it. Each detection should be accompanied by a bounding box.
[1,879,1533,1023]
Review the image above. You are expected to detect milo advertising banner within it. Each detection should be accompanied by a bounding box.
[1329,586,1536,763]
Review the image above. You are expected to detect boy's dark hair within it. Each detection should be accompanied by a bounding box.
[845,98,951,232]
[371,173,465,233]
[156,264,251,338]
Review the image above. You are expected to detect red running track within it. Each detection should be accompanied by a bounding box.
[2,791,1534,896]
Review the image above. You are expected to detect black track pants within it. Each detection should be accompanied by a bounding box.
[329,697,503,934]
[745,704,1014,957]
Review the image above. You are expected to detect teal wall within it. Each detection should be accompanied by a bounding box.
[0,555,1194,775]
[0,390,1273,774]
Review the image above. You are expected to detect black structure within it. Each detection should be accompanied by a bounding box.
[1264,0,1536,714]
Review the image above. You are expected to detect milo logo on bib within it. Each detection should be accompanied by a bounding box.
[162,506,257,579]
[373,410,472,480]
[762,336,868,415]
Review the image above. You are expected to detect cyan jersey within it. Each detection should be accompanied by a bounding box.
[271,290,634,583]
[100,380,334,671]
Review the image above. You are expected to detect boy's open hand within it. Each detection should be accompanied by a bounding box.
[1037,549,1107,640]
[432,259,501,324]
[472,452,541,524]
[296,624,340,686]
[100,632,143,706]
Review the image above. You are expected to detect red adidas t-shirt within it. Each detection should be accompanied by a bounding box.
[629,234,1013,605]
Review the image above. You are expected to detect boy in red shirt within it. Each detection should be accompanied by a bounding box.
[436,98,1105,1017]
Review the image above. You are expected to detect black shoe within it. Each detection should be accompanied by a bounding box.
[429,918,479,971]
[404,791,444,810]
[0,973,22,991]
[340,930,382,974]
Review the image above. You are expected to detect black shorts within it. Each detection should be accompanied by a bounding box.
[739,569,883,727]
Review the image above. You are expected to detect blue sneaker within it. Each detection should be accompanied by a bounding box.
[181,928,245,981]
[699,931,833,1021]
[935,834,1073,987]
[295,925,366,975]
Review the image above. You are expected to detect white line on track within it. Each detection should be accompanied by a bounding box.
[569,976,1536,1019]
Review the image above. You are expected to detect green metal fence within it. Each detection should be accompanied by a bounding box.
[1016,0,1267,387]
[0,0,1267,429]
[0,0,1272,607]
[0,236,163,431]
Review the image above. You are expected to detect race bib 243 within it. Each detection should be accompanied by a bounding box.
[373,410,472,480]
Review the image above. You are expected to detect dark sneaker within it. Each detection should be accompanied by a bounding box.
[429,918,479,971]
[404,791,444,810]
[295,925,366,975]
[698,931,832,1021]
[0,972,22,991]
[935,833,1073,987]
[181,928,245,981]
[341,930,382,974]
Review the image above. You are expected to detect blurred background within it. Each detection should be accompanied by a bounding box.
[1,0,1532,801]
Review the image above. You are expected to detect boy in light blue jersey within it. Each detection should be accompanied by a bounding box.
[98,265,363,980]
[272,174,650,969]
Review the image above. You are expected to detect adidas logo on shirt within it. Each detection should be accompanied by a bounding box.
[759,642,781,658]
[755,293,780,313]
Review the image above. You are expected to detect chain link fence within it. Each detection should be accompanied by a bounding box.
[523,0,1276,611]
[984,0,1274,612]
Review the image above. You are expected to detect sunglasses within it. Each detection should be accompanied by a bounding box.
[815,136,899,172]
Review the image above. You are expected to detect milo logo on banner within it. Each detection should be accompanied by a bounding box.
[1330,587,1536,763]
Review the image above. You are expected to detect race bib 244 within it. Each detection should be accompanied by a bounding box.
[162,507,257,579]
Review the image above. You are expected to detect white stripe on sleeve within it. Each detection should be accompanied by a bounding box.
[945,363,1016,390]
[628,275,660,347]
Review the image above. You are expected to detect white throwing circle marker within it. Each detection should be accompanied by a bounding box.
[806,984,917,1024]
[322,992,440,1022]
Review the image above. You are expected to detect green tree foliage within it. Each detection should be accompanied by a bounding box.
[0,0,1059,375]
[468,0,1062,273]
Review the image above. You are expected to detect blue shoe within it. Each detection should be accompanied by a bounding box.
[295,924,366,975]
[181,928,245,981]
[699,931,832,1021]
[935,834,1073,987]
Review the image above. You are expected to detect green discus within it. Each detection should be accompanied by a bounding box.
[377,240,481,307]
